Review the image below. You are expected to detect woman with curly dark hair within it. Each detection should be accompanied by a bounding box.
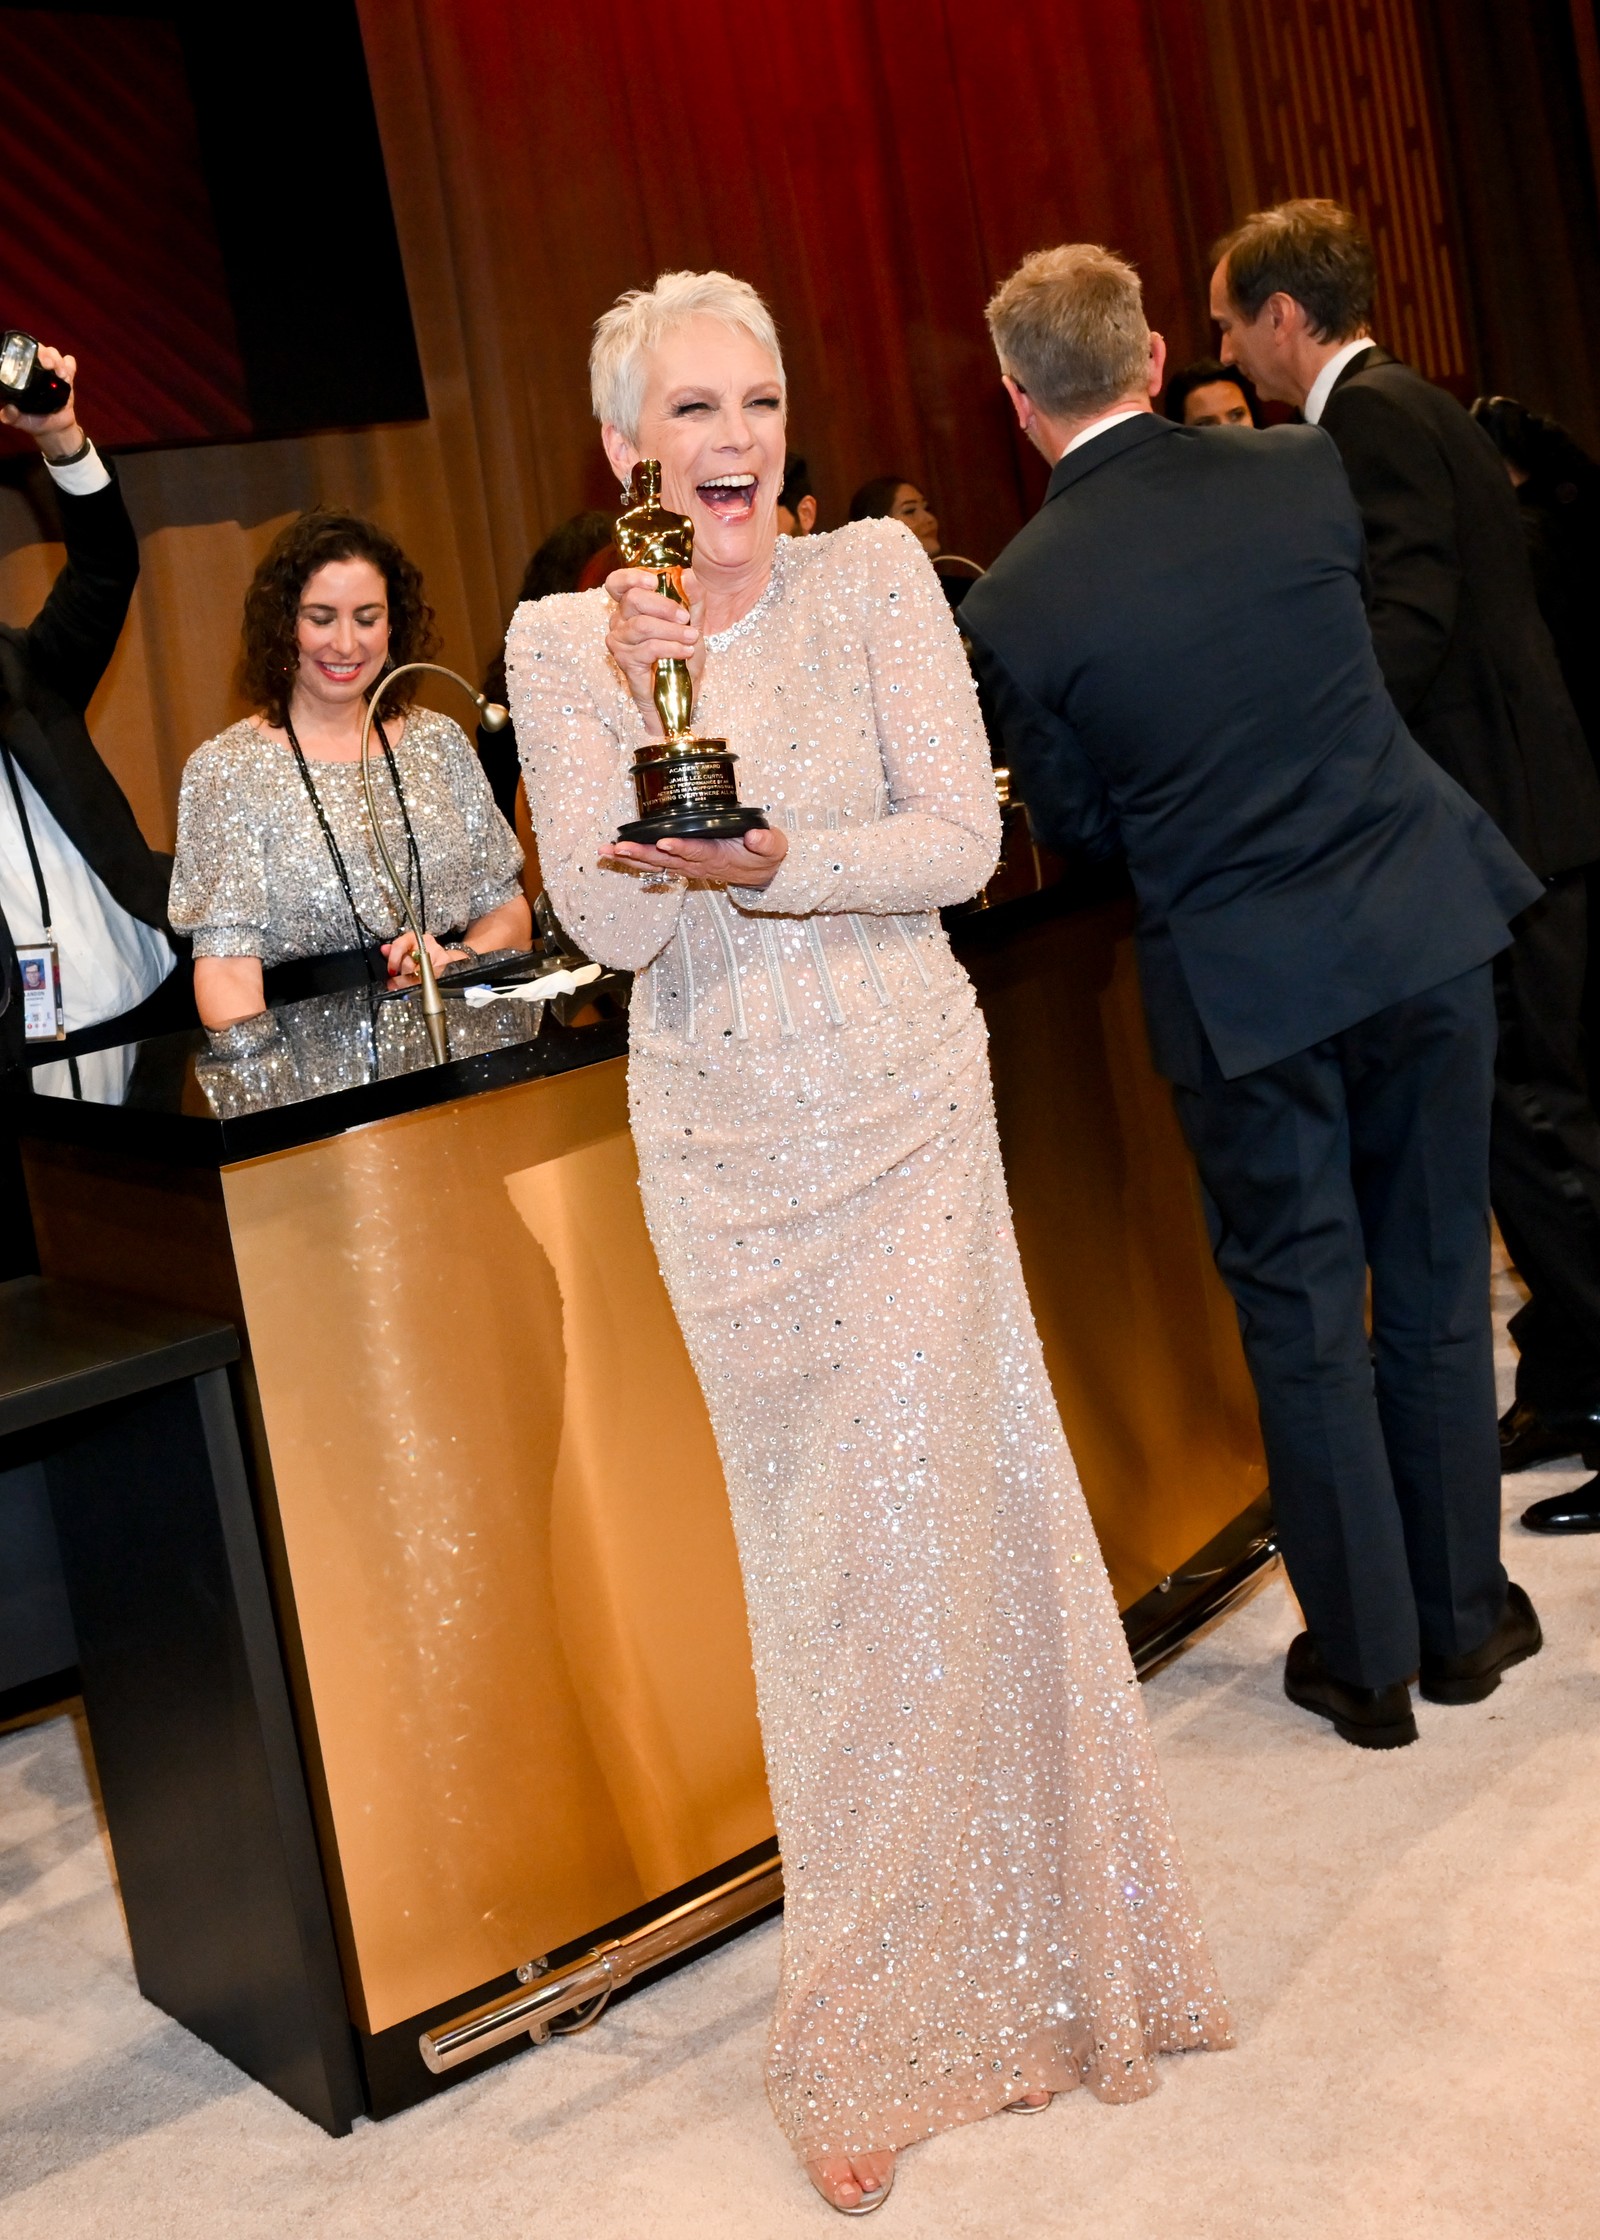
[170,509,528,1027]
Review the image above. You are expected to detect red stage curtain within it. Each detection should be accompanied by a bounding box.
[363,0,1220,568]
[15,0,1593,852]
[0,10,251,452]
[0,0,1229,846]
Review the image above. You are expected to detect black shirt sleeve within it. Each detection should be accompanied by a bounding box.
[965,627,1120,861]
[23,468,142,714]
[1319,381,1459,718]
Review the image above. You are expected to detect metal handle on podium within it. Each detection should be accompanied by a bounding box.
[418,1854,783,2073]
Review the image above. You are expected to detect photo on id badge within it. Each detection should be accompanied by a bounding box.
[18,942,64,1039]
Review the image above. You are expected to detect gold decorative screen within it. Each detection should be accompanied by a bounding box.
[1228,0,1469,383]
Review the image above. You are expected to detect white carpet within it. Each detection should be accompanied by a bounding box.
[3,1261,1596,2239]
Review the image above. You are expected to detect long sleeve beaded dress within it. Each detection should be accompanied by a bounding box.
[506,517,1229,2162]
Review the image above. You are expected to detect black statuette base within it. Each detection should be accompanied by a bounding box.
[622,730,767,846]
[616,804,770,845]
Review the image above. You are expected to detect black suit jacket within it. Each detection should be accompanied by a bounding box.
[0,468,172,1061]
[1319,346,1600,876]
[960,413,1541,1086]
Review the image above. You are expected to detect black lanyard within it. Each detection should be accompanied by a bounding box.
[1,738,54,1023]
[284,713,427,963]
[1,738,54,934]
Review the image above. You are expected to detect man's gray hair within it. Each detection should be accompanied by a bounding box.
[985,245,1150,420]
[590,270,785,438]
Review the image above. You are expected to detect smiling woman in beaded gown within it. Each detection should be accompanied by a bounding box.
[505,271,1230,2217]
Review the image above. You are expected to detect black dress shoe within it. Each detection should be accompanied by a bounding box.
[1283,1634,1418,1749]
[1418,1583,1542,1705]
[1498,1401,1600,1474]
[1521,1477,1600,1533]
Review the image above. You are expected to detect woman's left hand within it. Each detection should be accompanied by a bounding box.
[383,930,470,983]
[603,824,789,889]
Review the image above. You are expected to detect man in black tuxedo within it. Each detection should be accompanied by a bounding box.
[961,244,1543,1747]
[1,345,181,1270]
[1211,200,1600,1539]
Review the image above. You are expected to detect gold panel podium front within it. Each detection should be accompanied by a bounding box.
[222,1057,770,2036]
[14,882,1267,2126]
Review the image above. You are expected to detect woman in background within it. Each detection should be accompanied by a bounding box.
[171,509,527,1029]
[1163,356,1263,429]
[847,472,941,556]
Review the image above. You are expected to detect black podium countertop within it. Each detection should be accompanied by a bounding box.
[6,975,631,1168]
[7,844,1131,1172]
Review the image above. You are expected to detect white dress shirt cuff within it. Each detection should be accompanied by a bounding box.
[43,442,112,498]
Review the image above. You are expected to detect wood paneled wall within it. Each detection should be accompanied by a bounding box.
[1228,0,1471,385]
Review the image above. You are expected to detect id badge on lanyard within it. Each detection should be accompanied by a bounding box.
[17,935,65,1040]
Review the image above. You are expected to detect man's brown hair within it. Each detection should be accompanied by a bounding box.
[984,244,1150,421]
[1214,199,1376,341]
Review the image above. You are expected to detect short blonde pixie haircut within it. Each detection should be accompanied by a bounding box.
[589,270,786,441]
[985,245,1149,421]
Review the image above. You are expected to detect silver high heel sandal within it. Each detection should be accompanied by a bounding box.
[1004,2090,1054,2114]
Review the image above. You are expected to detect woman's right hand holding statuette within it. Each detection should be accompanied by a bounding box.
[604,560,706,738]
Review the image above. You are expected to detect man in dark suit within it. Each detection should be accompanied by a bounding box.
[961,243,1543,1748]
[1,344,181,1270]
[1211,199,1600,1539]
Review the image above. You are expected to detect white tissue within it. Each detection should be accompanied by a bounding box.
[462,963,603,1009]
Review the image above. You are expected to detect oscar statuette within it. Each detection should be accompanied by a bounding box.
[613,460,769,845]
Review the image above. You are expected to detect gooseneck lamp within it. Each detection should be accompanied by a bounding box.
[359,663,510,1048]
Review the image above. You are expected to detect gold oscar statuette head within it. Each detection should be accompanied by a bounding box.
[614,459,696,742]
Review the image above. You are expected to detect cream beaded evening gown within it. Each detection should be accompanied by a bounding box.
[507,517,1229,2161]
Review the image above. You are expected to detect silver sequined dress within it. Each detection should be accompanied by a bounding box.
[169,709,523,963]
[507,519,1230,2161]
